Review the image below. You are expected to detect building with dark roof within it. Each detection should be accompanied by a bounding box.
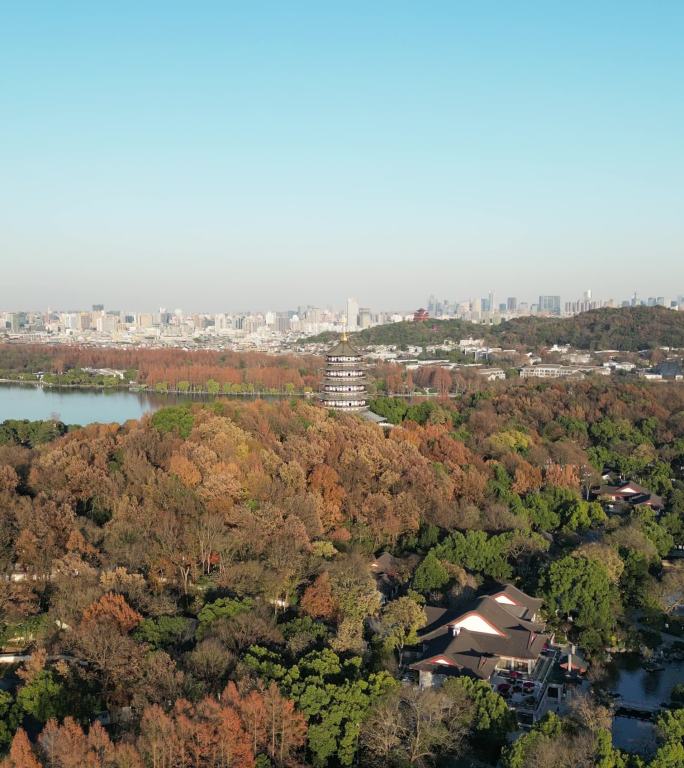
[592,481,664,511]
[319,333,368,411]
[654,360,684,380]
[410,584,551,688]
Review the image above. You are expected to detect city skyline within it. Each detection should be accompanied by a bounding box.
[1,287,682,316]
[3,290,683,347]
[2,2,684,308]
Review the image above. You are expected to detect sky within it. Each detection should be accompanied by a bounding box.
[1,1,683,312]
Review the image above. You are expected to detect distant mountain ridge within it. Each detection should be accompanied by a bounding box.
[306,307,684,351]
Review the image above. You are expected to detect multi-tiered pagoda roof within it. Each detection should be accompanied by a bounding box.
[319,333,368,411]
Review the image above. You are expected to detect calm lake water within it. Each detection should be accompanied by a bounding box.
[605,654,684,755]
[0,383,193,424]
[0,383,299,425]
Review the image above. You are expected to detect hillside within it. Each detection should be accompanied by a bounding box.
[306,318,487,347]
[1,384,684,766]
[307,307,684,351]
[495,306,684,351]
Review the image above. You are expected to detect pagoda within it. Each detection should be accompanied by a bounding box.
[319,332,368,411]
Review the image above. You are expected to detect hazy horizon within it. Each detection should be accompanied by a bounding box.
[2,2,683,310]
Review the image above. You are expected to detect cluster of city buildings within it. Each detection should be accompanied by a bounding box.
[425,289,684,321]
[0,300,408,350]
[2,289,683,354]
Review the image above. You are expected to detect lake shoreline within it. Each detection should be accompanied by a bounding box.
[0,382,320,425]
[0,378,314,398]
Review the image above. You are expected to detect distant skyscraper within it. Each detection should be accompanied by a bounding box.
[506,297,518,312]
[346,297,359,331]
[538,295,561,316]
[275,312,290,333]
[358,307,372,329]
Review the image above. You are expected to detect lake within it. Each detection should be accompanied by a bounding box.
[0,383,193,425]
[0,383,303,425]
[605,654,684,755]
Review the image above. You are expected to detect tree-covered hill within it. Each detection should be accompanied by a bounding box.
[1,382,683,766]
[495,306,684,351]
[307,307,684,351]
[306,318,487,347]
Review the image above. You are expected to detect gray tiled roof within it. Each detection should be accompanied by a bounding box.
[413,584,550,676]
[327,338,362,357]
[486,584,543,618]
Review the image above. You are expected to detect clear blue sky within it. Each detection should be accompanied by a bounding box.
[1,1,683,311]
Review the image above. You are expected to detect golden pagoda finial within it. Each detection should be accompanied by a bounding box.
[341,331,348,342]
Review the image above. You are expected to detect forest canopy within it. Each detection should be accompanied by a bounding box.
[0,377,683,766]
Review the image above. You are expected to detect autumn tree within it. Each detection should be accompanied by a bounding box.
[69,596,146,709]
[223,681,306,766]
[300,571,336,620]
[82,593,142,633]
[3,729,41,768]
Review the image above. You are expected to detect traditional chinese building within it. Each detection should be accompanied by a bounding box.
[319,333,368,411]
[410,584,551,686]
[592,481,664,511]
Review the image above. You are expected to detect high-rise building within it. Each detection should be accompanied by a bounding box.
[96,315,118,334]
[346,297,359,331]
[358,308,372,329]
[538,295,561,316]
[319,333,368,411]
[215,313,232,334]
[275,312,291,333]
[136,313,154,328]
[507,297,518,312]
